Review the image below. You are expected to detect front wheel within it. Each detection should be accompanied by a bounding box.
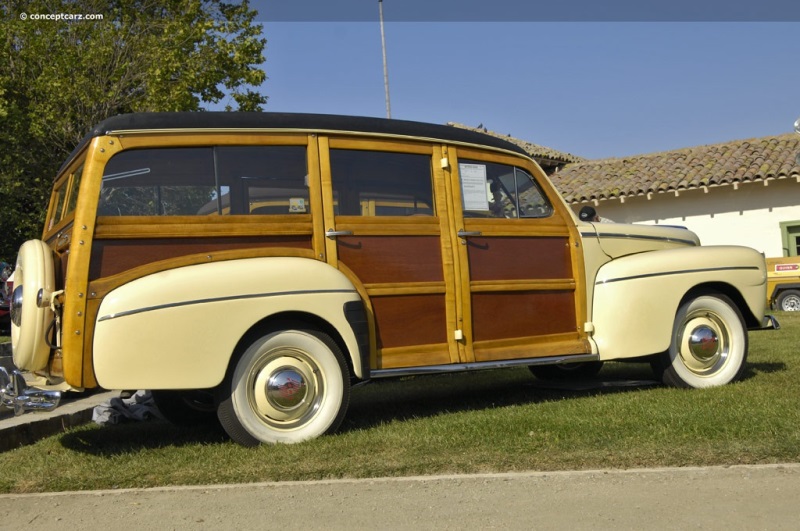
[217,327,350,446]
[660,294,748,388]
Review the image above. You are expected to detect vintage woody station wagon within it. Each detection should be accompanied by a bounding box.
[6,113,778,444]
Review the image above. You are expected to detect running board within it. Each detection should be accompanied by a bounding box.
[370,353,600,379]
[0,367,62,415]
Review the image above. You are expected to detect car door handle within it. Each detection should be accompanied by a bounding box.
[457,230,482,238]
[326,229,354,239]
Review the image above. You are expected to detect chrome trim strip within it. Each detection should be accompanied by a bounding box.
[370,354,599,379]
[579,231,698,247]
[98,289,357,322]
[596,266,760,285]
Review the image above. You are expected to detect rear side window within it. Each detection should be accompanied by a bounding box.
[215,146,308,215]
[329,149,434,216]
[99,148,215,216]
[47,163,85,230]
[99,146,308,216]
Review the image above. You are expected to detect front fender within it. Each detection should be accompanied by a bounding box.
[591,246,767,360]
[93,257,362,390]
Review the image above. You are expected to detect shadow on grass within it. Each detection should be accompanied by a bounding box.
[59,419,229,456]
[58,365,667,455]
[340,365,661,432]
[60,359,780,455]
[742,361,788,379]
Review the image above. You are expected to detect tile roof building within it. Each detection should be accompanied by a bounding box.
[551,133,800,204]
[447,122,800,257]
[549,133,800,258]
[447,122,583,173]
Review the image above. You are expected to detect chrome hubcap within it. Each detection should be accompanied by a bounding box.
[267,368,309,410]
[679,312,729,375]
[688,326,719,360]
[249,347,323,428]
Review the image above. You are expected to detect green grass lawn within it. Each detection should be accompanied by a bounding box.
[0,312,798,493]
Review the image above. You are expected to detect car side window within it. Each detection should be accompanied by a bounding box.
[459,160,552,219]
[99,146,308,216]
[99,148,216,216]
[329,149,434,216]
[215,146,308,215]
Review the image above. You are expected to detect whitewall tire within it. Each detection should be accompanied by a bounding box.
[661,294,748,389]
[10,240,55,371]
[217,328,350,445]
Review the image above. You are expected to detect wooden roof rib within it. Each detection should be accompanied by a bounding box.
[550,133,800,204]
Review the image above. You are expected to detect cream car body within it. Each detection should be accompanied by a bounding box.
[93,257,362,389]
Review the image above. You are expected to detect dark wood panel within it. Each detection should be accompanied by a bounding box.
[372,294,447,349]
[471,291,576,342]
[89,236,312,280]
[467,237,571,281]
[337,235,443,284]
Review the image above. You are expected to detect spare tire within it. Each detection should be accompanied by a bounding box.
[11,240,55,371]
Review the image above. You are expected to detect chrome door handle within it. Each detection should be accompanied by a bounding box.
[457,230,482,238]
[326,229,354,239]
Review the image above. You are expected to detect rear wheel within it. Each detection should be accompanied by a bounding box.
[217,327,350,445]
[660,294,748,388]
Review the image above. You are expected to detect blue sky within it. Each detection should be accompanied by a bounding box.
[236,3,800,160]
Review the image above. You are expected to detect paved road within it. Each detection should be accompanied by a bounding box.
[0,464,798,529]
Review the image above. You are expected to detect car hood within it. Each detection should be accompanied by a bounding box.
[581,223,701,259]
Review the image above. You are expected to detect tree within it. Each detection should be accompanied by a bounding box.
[0,0,268,262]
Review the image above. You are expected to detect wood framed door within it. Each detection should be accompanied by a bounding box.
[317,137,461,370]
[446,147,591,363]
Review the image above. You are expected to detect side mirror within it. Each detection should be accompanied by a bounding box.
[794,117,799,164]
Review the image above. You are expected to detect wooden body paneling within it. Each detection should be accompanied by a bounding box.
[321,138,590,371]
[471,291,576,341]
[335,235,443,284]
[447,147,588,364]
[371,294,447,349]
[466,236,572,281]
[90,235,312,280]
[39,126,591,389]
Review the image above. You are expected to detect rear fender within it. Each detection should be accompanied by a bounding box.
[93,257,362,390]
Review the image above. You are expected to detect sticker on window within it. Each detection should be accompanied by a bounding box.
[459,163,489,211]
[289,197,307,213]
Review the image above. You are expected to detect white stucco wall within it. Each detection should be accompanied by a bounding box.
[571,178,800,258]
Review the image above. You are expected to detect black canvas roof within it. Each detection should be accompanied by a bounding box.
[60,112,529,174]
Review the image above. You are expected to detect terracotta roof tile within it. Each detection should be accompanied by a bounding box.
[551,133,800,203]
[447,122,584,164]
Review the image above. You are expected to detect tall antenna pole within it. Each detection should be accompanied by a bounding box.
[379,0,392,119]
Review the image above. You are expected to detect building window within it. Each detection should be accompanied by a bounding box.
[779,220,800,256]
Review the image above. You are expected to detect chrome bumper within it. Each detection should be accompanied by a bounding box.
[754,314,781,331]
[0,367,61,415]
